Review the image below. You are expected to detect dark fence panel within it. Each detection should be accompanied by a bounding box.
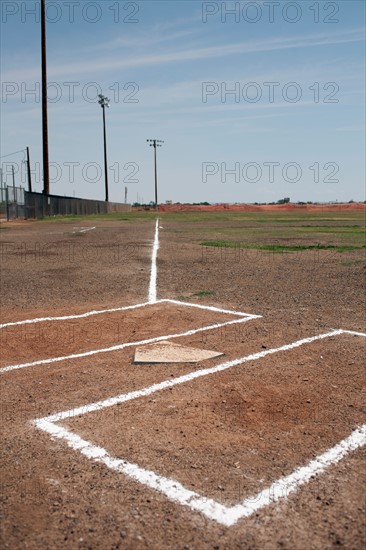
[24,192,131,219]
[5,186,25,220]
[0,187,7,217]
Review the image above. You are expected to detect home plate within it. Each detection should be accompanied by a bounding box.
[134,341,224,364]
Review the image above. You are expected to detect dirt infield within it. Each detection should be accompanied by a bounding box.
[1,212,365,549]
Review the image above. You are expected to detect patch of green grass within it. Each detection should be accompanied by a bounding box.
[296,226,365,235]
[38,215,82,222]
[300,225,363,228]
[161,211,365,248]
[201,241,365,253]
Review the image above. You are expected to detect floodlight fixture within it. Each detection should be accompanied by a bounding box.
[98,94,111,108]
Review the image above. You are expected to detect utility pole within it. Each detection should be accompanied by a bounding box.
[26,147,32,192]
[0,169,3,203]
[147,139,164,210]
[12,165,16,193]
[98,94,110,202]
[41,0,50,194]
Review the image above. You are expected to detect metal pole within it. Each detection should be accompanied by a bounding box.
[12,165,15,193]
[12,166,17,218]
[6,186,9,221]
[26,147,32,192]
[41,0,50,195]
[102,105,109,202]
[154,141,158,210]
[147,139,164,210]
[0,169,3,203]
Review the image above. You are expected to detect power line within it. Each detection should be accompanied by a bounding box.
[0,149,26,160]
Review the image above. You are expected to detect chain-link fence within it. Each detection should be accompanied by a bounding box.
[0,187,7,217]
[4,186,25,220]
[2,189,131,220]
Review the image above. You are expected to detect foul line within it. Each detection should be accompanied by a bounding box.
[0,217,162,329]
[34,328,366,527]
[148,218,159,303]
[0,301,154,329]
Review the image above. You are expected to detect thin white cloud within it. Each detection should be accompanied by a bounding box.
[3,27,364,81]
[84,27,201,53]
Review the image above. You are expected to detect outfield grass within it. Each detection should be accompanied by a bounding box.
[164,211,366,249]
[32,210,366,249]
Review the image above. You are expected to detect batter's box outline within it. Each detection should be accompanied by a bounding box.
[33,328,366,527]
[0,299,261,374]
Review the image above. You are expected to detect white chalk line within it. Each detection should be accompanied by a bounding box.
[1,292,259,374]
[0,300,154,329]
[148,218,159,304]
[0,223,158,329]
[0,297,256,330]
[43,329,344,422]
[333,329,366,338]
[33,328,366,526]
[33,419,366,527]
[164,299,259,318]
[0,315,257,374]
[72,226,96,234]
[0,211,255,331]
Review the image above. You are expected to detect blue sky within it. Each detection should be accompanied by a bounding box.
[1,0,365,204]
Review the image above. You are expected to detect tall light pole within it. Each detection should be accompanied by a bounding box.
[147,139,164,210]
[41,0,50,195]
[98,94,110,202]
[26,147,32,192]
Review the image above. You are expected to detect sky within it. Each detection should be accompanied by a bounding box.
[1,0,365,204]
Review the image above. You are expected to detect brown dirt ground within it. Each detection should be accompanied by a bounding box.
[1,216,365,550]
[157,202,366,213]
[0,302,235,367]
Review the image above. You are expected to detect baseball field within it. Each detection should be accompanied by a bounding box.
[1,208,365,549]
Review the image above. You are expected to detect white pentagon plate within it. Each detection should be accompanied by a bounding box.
[134,341,224,364]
